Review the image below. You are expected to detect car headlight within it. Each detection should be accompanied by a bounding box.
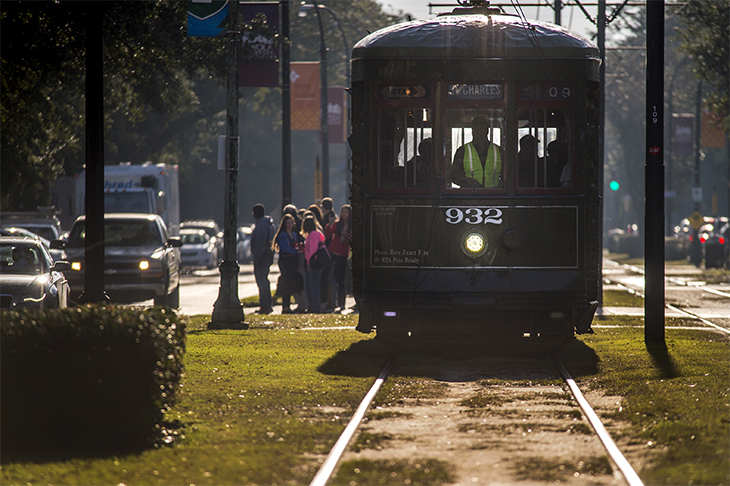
[71,261,82,271]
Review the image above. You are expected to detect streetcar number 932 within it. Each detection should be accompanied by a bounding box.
[445,207,503,225]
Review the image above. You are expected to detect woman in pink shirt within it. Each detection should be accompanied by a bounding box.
[302,215,327,313]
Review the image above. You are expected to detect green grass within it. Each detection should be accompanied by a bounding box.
[1,314,727,486]
[561,320,730,485]
[603,288,644,307]
[514,455,612,482]
[0,313,384,486]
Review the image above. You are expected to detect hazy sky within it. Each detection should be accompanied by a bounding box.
[374,0,602,41]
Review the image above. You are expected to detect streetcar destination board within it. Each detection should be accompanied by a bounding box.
[447,83,503,100]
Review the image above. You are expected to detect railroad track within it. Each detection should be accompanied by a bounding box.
[603,259,730,336]
[310,355,644,486]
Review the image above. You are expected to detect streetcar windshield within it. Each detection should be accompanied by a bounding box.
[445,109,506,190]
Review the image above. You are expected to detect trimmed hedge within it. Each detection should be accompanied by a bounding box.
[1,305,185,453]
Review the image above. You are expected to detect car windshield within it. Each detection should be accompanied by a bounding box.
[181,233,208,245]
[67,220,163,247]
[0,242,46,275]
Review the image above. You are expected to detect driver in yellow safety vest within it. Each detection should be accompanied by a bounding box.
[449,116,502,188]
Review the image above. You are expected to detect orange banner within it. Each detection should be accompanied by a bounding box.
[702,107,727,148]
[290,62,320,131]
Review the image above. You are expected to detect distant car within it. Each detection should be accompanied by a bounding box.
[237,226,252,263]
[0,236,71,311]
[180,220,223,263]
[180,229,218,269]
[60,213,182,307]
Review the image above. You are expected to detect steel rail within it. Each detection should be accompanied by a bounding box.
[554,359,644,486]
[309,359,394,486]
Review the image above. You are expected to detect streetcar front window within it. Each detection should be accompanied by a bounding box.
[378,108,433,189]
[445,109,506,190]
[516,109,573,190]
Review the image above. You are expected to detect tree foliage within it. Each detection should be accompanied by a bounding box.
[1,0,403,215]
[1,1,226,211]
[673,0,729,127]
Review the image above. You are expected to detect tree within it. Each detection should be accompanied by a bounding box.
[673,0,729,128]
[1,1,226,211]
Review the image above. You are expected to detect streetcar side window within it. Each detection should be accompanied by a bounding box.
[378,108,433,189]
[516,109,573,189]
[445,109,506,190]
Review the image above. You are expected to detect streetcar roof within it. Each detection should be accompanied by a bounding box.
[353,14,599,61]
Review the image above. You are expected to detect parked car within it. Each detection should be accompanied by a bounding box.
[180,220,223,263]
[237,226,252,263]
[180,228,218,269]
[59,213,182,307]
[1,226,65,262]
[0,236,71,310]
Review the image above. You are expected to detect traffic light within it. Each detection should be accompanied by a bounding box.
[609,180,620,191]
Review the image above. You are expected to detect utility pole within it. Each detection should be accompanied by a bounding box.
[597,0,605,308]
[313,1,330,198]
[282,0,292,208]
[210,0,246,330]
[80,1,109,304]
[645,0,665,344]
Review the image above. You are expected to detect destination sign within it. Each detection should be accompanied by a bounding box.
[447,84,503,100]
[382,85,429,99]
[519,83,573,100]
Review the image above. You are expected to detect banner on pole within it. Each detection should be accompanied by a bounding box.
[701,107,726,148]
[327,87,347,144]
[671,114,694,156]
[291,62,320,131]
[187,0,229,37]
[238,2,280,87]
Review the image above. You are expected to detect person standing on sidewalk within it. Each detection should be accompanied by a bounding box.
[324,204,352,312]
[251,203,275,314]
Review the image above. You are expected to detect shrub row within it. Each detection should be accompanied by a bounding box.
[1,305,185,454]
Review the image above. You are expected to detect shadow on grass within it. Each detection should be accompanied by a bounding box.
[646,340,681,379]
[318,338,600,382]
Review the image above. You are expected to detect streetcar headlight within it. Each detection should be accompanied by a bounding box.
[460,229,489,259]
[139,260,150,270]
[464,233,485,254]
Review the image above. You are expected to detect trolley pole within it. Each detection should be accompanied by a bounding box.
[210,0,246,330]
[644,0,665,344]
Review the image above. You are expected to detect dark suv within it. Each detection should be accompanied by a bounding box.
[61,213,182,307]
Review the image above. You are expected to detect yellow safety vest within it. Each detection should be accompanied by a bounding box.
[463,142,502,187]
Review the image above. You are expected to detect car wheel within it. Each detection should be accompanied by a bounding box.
[154,284,180,308]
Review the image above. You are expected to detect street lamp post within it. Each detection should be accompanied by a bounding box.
[210,1,246,330]
[312,1,330,198]
[299,2,351,199]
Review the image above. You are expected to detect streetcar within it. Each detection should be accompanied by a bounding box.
[348,0,601,343]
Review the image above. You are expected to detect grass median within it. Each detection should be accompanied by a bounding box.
[1,313,727,486]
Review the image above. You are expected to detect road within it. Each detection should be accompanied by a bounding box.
[137,263,279,316]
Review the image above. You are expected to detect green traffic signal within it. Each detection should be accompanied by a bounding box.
[609,180,620,191]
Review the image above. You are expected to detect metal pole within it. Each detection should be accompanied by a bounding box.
[597,0,605,308]
[211,0,246,329]
[80,1,109,304]
[282,0,292,207]
[645,0,665,344]
[313,0,330,198]
[689,81,703,265]
[555,0,562,25]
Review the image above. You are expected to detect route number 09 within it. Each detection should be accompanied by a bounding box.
[445,207,503,225]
